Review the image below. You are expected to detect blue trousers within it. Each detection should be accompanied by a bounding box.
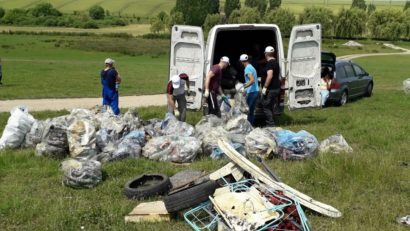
[246,91,258,125]
[102,88,120,115]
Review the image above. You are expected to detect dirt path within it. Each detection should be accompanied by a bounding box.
[1,44,409,113]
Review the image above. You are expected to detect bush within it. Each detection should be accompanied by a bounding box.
[351,0,367,11]
[334,8,366,39]
[30,3,62,17]
[264,8,295,36]
[367,3,376,14]
[404,1,410,11]
[150,11,169,34]
[225,0,241,18]
[82,20,99,29]
[268,0,281,10]
[2,9,29,25]
[228,7,261,23]
[168,9,184,27]
[0,7,5,19]
[174,0,216,26]
[89,5,105,20]
[368,9,406,40]
[299,6,334,37]
[203,14,222,33]
[245,0,267,16]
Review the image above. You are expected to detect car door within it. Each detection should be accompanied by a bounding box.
[342,63,360,96]
[170,25,205,110]
[287,24,322,110]
[352,63,368,95]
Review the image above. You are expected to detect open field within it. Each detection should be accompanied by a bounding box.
[0,55,409,230]
[0,0,405,16]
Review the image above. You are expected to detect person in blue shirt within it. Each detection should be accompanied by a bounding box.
[239,54,259,124]
[101,58,121,115]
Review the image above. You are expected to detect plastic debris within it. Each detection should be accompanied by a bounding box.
[211,142,246,160]
[274,129,319,160]
[245,128,277,159]
[23,120,46,148]
[142,136,201,163]
[0,106,35,149]
[319,134,353,154]
[143,118,163,138]
[161,113,195,137]
[403,78,410,94]
[110,130,145,161]
[67,119,97,158]
[397,215,410,226]
[35,116,69,158]
[60,158,103,189]
[225,114,253,135]
[230,92,249,117]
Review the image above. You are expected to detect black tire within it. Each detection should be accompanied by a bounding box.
[124,174,171,199]
[337,90,348,106]
[365,82,373,97]
[164,180,219,213]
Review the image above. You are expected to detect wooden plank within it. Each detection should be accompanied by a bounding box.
[218,139,342,218]
[125,201,170,223]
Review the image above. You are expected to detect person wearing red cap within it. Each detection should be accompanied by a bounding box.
[166,73,189,121]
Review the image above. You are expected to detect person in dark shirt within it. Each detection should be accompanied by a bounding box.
[166,73,190,122]
[101,58,121,115]
[204,56,230,117]
[261,46,281,126]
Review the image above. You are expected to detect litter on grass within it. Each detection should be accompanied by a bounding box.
[319,134,353,154]
[60,158,102,189]
[0,106,35,149]
[404,78,410,94]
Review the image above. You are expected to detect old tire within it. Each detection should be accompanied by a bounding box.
[164,180,219,213]
[124,174,171,199]
[365,82,373,97]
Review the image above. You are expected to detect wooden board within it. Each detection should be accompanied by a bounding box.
[125,201,170,223]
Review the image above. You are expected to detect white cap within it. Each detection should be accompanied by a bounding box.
[220,56,230,65]
[105,58,115,64]
[239,54,249,62]
[171,75,180,88]
[264,46,275,53]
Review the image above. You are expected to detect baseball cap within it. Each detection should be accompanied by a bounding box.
[264,46,275,53]
[171,75,180,88]
[239,54,249,62]
[105,58,115,64]
[221,56,230,65]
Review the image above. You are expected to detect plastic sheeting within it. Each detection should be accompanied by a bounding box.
[110,130,144,161]
[211,142,246,160]
[142,136,201,163]
[60,158,102,189]
[0,106,35,149]
[245,128,278,159]
[404,78,410,94]
[319,134,353,154]
[161,113,195,137]
[35,116,69,158]
[274,129,319,160]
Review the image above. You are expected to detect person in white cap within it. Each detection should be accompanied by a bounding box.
[239,54,259,124]
[203,56,230,117]
[261,46,281,126]
[166,73,189,121]
[101,58,121,115]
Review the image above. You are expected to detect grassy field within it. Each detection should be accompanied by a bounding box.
[0,54,409,230]
[0,0,405,16]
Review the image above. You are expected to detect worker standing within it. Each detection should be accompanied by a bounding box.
[101,58,121,115]
[166,73,190,121]
[204,56,230,117]
[239,54,259,124]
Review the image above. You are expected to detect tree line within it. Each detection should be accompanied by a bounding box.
[149,0,410,41]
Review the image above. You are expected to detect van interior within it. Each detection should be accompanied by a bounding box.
[211,28,279,93]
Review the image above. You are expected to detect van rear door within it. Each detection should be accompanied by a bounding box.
[170,25,205,110]
[287,24,322,109]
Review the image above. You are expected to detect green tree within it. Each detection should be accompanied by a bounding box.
[367,3,376,14]
[203,14,222,33]
[404,9,410,39]
[334,8,367,39]
[0,7,5,18]
[208,0,220,14]
[31,3,62,17]
[225,0,241,18]
[2,9,29,25]
[351,0,367,11]
[405,1,410,11]
[228,7,261,23]
[268,0,281,10]
[264,8,295,36]
[168,8,184,28]
[89,5,105,20]
[244,0,267,16]
[174,0,216,26]
[299,6,334,37]
[368,9,406,40]
[150,11,169,33]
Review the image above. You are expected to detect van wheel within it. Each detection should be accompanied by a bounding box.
[337,91,348,106]
[365,83,373,97]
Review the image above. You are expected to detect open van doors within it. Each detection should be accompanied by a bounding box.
[170,25,205,110]
[287,24,322,110]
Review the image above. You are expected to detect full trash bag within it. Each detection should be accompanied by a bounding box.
[274,129,319,160]
[161,113,195,137]
[319,134,353,154]
[195,115,227,155]
[230,92,249,117]
[0,106,35,149]
[67,119,97,158]
[60,158,102,189]
[110,130,145,161]
[143,118,163,138]
[403,78,410,94]
[245,127,278,159]
[211,142,246,160]
[35,116,69,158]
[23,120,46,148]
[122,108,142,131]
[142,136,201,163]
[225,114,253,135]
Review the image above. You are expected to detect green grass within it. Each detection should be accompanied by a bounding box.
[1,55,410,230]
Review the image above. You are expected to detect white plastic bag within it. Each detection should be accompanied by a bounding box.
[403,78,410,94]
[0,106,35,149]
[67,119,97,158]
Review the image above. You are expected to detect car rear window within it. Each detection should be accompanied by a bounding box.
[343,64,355,77]
[353,64,364,75]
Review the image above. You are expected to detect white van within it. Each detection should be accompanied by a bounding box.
[169,23,322,111]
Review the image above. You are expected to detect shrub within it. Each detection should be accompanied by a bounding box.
[203,14,223,33]
[367,3,376,14]
[404,1,410,11]
[264,8,295,36]
[225,0,241,18]
[299,6,334,37]
[351,0,367,11]
[228,7,261,24]
[0,7,5,19]
[30,3,62,17]
[89,5,105,20]
[174,0,219,26]
[245,0,267,16]
[2,9,29,25]
[368,9,406,40]
[82,20,99,29]
[334,8,367,39]
[268,0,281,10]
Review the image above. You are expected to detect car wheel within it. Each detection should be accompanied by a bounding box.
[337,91,348,106]
[124,174,171,199]
[365,83,373,97]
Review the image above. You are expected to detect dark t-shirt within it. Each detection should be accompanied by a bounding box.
[262,59,280,90]
[209,64,222,94]
[101,68,118,90]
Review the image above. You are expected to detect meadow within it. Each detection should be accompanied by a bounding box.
[0,54,409,230]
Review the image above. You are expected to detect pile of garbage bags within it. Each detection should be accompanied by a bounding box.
[0,106,35,149]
